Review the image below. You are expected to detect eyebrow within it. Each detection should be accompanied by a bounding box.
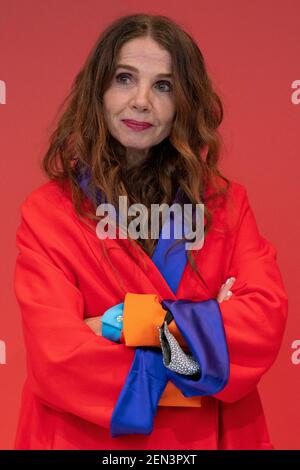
[115,64,173,78]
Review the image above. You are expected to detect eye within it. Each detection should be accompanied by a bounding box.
[115,73,131,84]
[156,81,172,92]
[115,73,172,92]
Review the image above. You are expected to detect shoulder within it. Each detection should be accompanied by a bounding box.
[226,179,250,218]
[15,180,89,283]
[17,179,87,231]
[205,174,247,202]
[202,175,254,238]
[16,179,81,245]
[205,175,249,217]
[20,179,73,213]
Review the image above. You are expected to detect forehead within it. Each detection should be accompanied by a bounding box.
[117,37,172,70]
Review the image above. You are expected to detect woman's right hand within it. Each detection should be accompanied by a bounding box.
[217,277,236,303]
[84,315,102,336]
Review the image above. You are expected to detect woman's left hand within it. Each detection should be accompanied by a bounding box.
[217,277,236,303]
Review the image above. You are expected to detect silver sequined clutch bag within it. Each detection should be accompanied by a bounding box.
[158,320,201,376]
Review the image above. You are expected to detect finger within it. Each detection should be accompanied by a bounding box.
[217,277,235,302]
[217,290,233,303]
[224,290,233,300]
[84,317,102,335]
[217,291,227,303]
[224,277,236,287]
[220,277,236,294]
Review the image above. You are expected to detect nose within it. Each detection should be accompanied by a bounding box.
[130,85,151,112]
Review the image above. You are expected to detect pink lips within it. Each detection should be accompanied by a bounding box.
[122,119,153,131]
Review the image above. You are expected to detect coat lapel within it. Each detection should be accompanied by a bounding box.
[75,166,207,299]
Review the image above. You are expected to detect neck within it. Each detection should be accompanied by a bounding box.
[125,148,149,170]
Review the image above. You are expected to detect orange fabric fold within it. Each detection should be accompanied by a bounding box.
[123,293,187,348]
[122,293,202,407]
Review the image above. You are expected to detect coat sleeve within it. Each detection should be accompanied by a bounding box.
[14,196,135,428]
[213,187,288,402]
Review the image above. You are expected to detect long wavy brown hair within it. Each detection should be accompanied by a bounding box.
[41,13,231,291]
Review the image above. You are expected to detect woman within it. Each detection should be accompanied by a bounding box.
[13,13,288,450]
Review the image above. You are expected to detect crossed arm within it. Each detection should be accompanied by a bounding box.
[83,277,236,336]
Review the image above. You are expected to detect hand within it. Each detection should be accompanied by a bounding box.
[84,315,103,336]
[217,277,236,303]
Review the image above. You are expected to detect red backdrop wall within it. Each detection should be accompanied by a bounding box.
[0,0,299,450]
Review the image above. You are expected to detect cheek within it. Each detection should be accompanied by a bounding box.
[160,101,176,124]
[103,90,120,116]
[160,109,175,131]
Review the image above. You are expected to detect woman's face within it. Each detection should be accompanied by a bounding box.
[103,36,176,165]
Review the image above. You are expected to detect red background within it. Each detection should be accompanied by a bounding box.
[0,0,299,449]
